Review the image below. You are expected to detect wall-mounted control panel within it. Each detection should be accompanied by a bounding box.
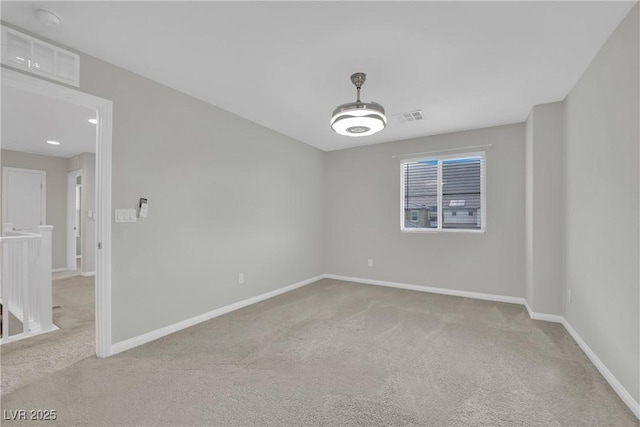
[114,209,137,223]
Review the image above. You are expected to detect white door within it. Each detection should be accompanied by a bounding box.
[2,167,46,231]
[67,170,81,271]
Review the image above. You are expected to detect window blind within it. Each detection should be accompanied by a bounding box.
[402,153,485,231]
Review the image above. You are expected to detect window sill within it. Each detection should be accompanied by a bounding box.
[400,228,486,234]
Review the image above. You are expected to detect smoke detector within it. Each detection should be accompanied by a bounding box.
[35,9,61,26]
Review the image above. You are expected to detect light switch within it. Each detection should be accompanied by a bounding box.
[115,209,137,223]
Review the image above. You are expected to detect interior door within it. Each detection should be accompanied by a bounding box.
[2,167,45,231]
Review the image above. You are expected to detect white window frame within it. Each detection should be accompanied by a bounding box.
[400,151,486,233]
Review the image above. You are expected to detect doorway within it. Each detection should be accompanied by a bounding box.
[2,68,113,357]
[67,170,82,274]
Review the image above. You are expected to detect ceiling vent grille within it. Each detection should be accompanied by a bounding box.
[394,110,424,124]
[1,26,80,87]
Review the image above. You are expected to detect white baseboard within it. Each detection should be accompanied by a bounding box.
[324,274,525,305]
[110,274,324,356]
[324,274,638,419]
[0,324,59,345]
[561,318,639,419]
[52,267,68,273]
[107,272,639,420]
[81,271,95,277]
[523,300,563,323]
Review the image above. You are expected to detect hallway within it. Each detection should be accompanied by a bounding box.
[1,275,95,396]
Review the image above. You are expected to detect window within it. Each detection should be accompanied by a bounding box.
[401,152,486,232]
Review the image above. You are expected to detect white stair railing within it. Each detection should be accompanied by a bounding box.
[1,225,54,343]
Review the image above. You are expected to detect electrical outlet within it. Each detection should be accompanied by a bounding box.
[367,259,373,267]
[238,273,245,284]
[568,289,572,304]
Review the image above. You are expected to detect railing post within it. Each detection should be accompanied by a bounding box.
[38,226,53,332]
[22,242,30,334]
[1,241,8,338]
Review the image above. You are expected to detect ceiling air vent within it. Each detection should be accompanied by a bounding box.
[1,26,80,87]
[394,110,424,124]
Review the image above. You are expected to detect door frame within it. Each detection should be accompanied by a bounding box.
[2,167,47,229]
[67,169,82,272]
[3,68,113,358]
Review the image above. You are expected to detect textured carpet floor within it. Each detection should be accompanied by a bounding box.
[1,275,95,396]
[1,279,636,426]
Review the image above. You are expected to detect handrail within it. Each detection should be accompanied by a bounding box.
[1,225,54,343]
[1,229,43,242]
[0,234,42,242]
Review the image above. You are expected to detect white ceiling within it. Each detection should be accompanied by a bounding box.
[1,1,635,151]
[1,85,96,158]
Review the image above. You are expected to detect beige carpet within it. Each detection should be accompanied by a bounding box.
[52,258,83,280]
[1,275,95,396]
[1,279,636,426]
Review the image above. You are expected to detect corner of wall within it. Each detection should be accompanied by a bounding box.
[524,102,564,316]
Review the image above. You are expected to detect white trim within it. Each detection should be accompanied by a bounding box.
[402,151,488,164]
[400,152,486,233]
[94,93,113,358]
[67,170,82,272]
[1,25,80,87]
[110,275,325,355]
[391,144,493,159]
[2,167,46,227]
[2,68,113,358]
[562,318,640,419]
[0,324,59,345]
[80,271,95,277]
[324,275,638,419]
[523,299,563,323]
[106,271,638,420]
[76,255,82,259]
[400,228,486,234]
[52,267,68,273]
[437,158,443,228]
[480,154,487,231]
[324,274,525,305]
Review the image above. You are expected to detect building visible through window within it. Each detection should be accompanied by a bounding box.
[401,153,485,232]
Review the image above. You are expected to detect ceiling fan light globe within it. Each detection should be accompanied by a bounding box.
[330,102,386,137]
[331,114,386,137]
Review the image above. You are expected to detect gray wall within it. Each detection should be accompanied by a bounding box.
[88,51,324,344]
[325,124,525,297]
[525,102,564,315]
[2,24,326,344]
[563,4,639,403]
[1,149,68,270]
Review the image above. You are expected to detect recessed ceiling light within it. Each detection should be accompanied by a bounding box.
[88,118,98,124]
[47,140,60,145]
